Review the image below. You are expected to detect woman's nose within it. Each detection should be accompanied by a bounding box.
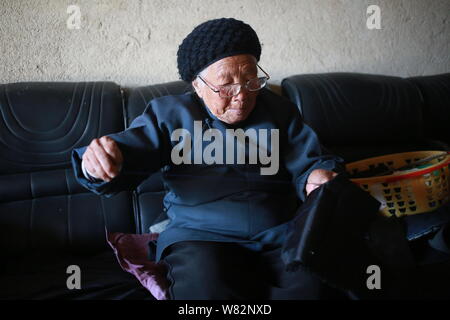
[233,84,250,100]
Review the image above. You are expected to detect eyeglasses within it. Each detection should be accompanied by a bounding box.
[197,64,270,98]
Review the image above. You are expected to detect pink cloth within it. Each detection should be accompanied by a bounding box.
[106,230,169,300]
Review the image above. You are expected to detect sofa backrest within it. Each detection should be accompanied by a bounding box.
[281,73,448,162]
[0,82,136,257]
[408,73,450,146]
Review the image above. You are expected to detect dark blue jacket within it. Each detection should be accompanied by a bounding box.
[72,89,344,261]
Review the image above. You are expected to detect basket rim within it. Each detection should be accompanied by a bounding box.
[346,150,449,167]
[348,151,450,184]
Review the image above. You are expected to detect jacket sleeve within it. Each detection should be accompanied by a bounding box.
[71,101,170,197]
[283,103,345,202]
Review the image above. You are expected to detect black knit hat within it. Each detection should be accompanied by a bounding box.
[177,18,262,82]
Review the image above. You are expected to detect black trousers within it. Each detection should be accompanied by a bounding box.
[161,241,347,300]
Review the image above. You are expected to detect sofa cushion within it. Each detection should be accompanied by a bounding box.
[106,231,169,300]
[0,250,154,300]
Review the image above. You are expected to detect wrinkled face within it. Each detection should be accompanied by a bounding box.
[193,54,259,124]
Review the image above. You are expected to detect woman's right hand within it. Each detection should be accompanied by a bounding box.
[81,136,123,182]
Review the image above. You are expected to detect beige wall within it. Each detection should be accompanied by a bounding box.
[1,0,449,87]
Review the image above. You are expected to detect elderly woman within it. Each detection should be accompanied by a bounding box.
[72,18,345,299]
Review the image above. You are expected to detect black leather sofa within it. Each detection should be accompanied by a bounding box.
[282,73,450,161]
[0,72,449,299]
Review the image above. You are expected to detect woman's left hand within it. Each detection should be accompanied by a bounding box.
[305,169,338,196]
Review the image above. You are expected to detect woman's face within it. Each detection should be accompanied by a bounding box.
[193,54,259,125]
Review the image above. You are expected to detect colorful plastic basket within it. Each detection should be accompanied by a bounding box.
[346,151,450,217]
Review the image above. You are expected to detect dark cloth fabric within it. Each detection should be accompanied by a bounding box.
[281,174,382,293]
[177,18,262,81]
[106,231,169,300]
[427,222,450,255]
[404,202,450,241]
[71,89,345,263]
[161,241,348,300]
[281,174,450,299]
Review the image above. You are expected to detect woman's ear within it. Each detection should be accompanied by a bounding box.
[192,79,203,99]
